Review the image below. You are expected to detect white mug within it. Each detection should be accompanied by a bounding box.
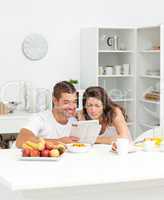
[116,138,129,155]
[99,66,104,75]
[114,65,122,75]
[106,67,113,75]
[123,64,130,75]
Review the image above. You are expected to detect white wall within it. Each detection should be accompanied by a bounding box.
[0,0,164,89]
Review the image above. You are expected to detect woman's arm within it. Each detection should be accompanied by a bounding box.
[95,135,117,144]
[95,108,131,145]
[112,108,132,140]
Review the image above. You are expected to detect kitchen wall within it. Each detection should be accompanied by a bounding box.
[0,0,163,90]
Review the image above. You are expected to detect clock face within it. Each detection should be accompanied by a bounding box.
[22,34,48,61]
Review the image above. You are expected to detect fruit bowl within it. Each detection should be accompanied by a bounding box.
[19,156,61,161]
[20,139,66,161]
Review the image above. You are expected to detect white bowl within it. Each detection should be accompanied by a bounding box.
[66,143,92,153]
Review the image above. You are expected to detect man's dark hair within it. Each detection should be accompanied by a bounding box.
[53,81,76,100]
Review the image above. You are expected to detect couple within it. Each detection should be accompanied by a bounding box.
[16,81,131,148]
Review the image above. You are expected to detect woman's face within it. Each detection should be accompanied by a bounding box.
[85,97,103,120]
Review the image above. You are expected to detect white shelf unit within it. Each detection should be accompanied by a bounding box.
[136,25,164,135]
[140,75,160,79]
[98,75,134,78]
[80,25,164,139]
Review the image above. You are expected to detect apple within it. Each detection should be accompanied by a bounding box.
[45,142,55,150]
[49,149,60,157]
[40,149,50,157]
[22,148,31,157]
[30,149,40,157]
[57,144,65,155]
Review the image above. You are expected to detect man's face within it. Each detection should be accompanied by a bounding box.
[53,92,77,118]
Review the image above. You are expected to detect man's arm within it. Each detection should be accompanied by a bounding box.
[16,128,40,148]
[16,128,80,148]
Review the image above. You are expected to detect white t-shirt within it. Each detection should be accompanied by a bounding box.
[23,110,72,139]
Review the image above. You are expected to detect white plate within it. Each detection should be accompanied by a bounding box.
[66,143,92,153]
[19,156,61,161]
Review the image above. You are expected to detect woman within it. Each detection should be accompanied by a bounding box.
[78,86,131,144]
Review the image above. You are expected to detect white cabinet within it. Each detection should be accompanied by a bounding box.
[80,25,164,138]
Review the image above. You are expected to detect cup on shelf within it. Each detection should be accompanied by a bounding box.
[114,65,122,75]
[105,66,113,75]
[99,66,104,75]
[122,64,130,75]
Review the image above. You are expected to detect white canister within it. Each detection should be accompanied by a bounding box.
[106,67,113,75]
[143,140,155,152]
[114,65,122,75]
[98,66,104,75]
[122,64,130,75]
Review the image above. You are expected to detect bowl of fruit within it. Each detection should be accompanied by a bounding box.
[20,138,66,161]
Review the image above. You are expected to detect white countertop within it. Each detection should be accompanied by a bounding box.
[0,111,33,120]
[0,145,164,191]
[0,111,33,134]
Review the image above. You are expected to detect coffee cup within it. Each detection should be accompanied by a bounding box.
[99,66,104,75]
[106,66,113,75]
[114,65,122,75]
[116,138,129,155]
[143,140,155,152]
[122,64,130,75]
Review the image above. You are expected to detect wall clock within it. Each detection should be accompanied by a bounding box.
[22,34,48,61]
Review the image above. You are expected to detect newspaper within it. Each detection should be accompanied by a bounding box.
[70,120,101,144]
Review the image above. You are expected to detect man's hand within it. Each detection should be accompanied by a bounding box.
[59,136,79,144]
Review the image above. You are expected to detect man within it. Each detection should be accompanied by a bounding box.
[16,81,79,148]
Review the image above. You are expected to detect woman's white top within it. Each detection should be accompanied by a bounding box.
[23,110,72,139]
[99,126,117,137]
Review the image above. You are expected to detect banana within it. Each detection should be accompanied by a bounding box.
[37,141,45,150]
[22,143,33,150]
[26,141,39,150]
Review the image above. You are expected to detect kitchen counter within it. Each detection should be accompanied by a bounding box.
[0,112,33,134]
[0,145,164,200]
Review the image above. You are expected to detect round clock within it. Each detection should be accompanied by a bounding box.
[22,33,48,61]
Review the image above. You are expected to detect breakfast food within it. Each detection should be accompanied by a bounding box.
[22,139,66,158]
[144,137,162,145]
[72,143,86,147]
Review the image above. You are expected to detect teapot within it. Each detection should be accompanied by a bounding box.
[0,81,51,113]
[0,80,26,111]
[25,84,51,113]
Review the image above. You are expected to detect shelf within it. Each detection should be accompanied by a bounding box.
[138,50,160,53]
[140,75,160,79]
[80,26,162,139]
[98,50,134,53]
[140,99,160,105]
[98,75,133,78]
[112,98,134,102]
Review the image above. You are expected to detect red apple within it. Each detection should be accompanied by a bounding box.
[45,142,55,150]
[40,149,50,157]
[30,149,40,157]
[22,148,31,157]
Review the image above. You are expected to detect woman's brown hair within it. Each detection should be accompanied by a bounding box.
[82,86,128,134]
